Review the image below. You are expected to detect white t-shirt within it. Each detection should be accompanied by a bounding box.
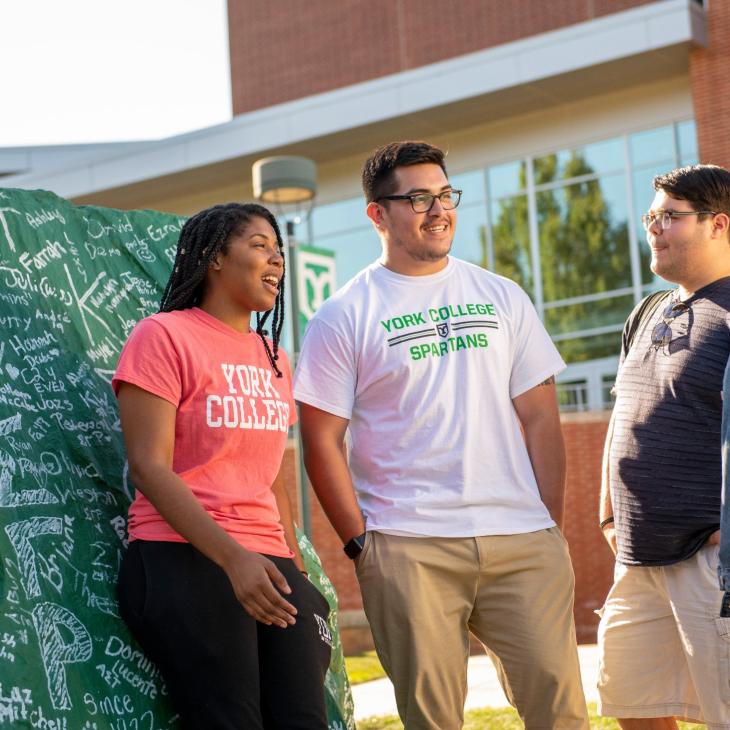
[293,257,566,537]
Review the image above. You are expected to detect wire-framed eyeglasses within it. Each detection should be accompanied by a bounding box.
[376,189,462,213]
[641,210,717,232]
[651,300,690,349]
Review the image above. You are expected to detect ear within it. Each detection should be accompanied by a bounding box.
[208,250,224,271]
[366,201,385,230]
[712,212,730,240]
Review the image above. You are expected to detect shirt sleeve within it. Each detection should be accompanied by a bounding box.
[111,317,182,406]
[293,316,356,420]
[508,286,566,398]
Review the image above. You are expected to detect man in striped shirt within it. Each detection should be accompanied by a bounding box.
[598,164,730,729]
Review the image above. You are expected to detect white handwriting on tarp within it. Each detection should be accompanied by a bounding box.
[31,602,92,711]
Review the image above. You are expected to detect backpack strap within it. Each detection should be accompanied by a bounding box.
[623,290,670,355]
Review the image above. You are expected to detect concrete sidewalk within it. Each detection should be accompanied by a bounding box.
[351,644,599,721]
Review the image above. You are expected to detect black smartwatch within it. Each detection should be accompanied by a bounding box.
[343,532,367,560]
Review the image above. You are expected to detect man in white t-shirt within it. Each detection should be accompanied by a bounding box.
[293,141,588,729]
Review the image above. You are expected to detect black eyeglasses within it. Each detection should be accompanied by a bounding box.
[651,300,689,349]
[376,189,462,213]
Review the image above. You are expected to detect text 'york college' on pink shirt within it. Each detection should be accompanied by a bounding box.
[112,307,296,558]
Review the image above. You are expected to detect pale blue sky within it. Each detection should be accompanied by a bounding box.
[0,0,231,147]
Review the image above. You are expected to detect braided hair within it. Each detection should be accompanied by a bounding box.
[159,202,286,377]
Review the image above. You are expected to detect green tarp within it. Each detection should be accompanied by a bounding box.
[0,188,354,729]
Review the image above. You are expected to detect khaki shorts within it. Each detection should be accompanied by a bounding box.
[597,544,730,728]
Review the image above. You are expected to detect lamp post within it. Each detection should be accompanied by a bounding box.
[252,155,317,536]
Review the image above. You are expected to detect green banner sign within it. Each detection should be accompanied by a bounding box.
[296,244,336,335]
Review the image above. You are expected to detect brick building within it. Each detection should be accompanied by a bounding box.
[3,0,726,649]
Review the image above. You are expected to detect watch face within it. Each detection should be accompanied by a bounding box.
[344,533,366,559]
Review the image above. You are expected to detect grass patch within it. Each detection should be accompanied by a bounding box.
[356,703,707,729]
[345,650,387,685]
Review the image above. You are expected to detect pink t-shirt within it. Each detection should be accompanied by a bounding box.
[112,307,296,558]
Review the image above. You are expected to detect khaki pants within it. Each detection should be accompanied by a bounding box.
[355,528,588,730]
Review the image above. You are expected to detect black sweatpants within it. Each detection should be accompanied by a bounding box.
[117,540,332,729]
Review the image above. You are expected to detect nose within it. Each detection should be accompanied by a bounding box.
[270,247,284,266]
[428,195,446,214]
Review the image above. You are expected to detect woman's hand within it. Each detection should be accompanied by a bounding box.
[224,547,298,628]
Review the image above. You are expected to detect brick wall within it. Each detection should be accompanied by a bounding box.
[562,413,614,643]
[228,0,655,115]
[690,0,730,168]
[291,413,614,651]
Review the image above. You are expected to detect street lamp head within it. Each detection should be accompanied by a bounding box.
[252,156,317,204]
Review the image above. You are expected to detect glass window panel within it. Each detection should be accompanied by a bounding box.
[544,294,635,336]
[316,227,381,289]
[488,160,526,198]
[629,125,674,168]
[582,138,624,176]
[450,203,489,271]
[311,197,367,237]
[677,120,698,164]
[449,169,485,201]
[538,173,631,301]
[554,330,623,364]
[680,152,699,168]
[557,380,589,413]
[533,137,624,185]
[533,139,623,186]
[490,194,532,297]
[533,152,565,185]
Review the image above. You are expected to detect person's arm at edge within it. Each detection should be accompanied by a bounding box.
[512,375,566,530]
[117,381,297,627]
[271,464,306,573]
[599,409,618,555]
[298,402,366,545]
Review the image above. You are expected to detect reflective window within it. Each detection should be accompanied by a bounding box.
[538,173,631,301]
[311,197,366,238]
[490,195,532,296]
[544,294,635,337]
[450,169,485,201]
[316,227,381,288]
[677,120,698,166]
[554,330,622,363]
[534,138,624,184]
[629,125,675,168]
[450,203,488,271]
[557,380,589,412]
[488,161,526,198]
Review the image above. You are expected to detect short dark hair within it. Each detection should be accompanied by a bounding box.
[159,202,286,377]
[362,141,448,202]
[653,164,730,218]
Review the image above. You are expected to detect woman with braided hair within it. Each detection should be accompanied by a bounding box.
[112,203,331,729]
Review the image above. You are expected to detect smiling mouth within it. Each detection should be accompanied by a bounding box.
[262,275,280,292]
[423,223,449,234]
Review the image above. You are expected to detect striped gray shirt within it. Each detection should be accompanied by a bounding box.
[610,277,730,566]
